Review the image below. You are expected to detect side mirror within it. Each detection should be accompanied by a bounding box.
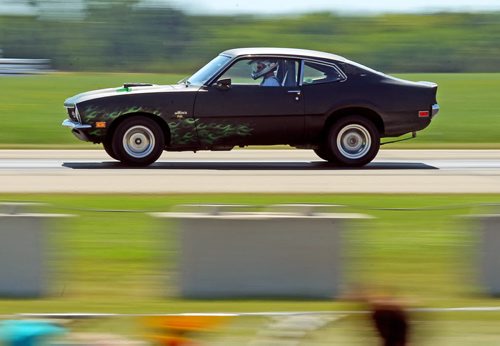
[215,78,231,90]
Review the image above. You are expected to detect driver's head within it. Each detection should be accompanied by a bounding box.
[250,59,278,80]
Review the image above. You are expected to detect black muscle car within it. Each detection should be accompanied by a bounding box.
[62,47,439,166]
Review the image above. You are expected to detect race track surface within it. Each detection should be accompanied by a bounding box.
[0,149,499,193]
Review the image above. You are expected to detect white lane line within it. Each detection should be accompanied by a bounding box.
[14,306,500,318]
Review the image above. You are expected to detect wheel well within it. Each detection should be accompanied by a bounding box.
[105,113,170,146]
[323,108,384,140]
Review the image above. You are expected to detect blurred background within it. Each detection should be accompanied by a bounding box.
[2,0,500,147]
[2,0,500,73]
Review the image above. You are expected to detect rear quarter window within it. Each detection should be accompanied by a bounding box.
[302,61,346,85]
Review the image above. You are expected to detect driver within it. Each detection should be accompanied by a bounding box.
[250,59,280,87]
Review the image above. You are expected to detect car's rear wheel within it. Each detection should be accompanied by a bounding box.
[326,115,380,167]
[112,116,164,166]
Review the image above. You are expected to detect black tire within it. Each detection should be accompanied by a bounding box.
[103,136,120,161]
[313,146,336,162]
[326,115,380,167]
[112,116,164,166]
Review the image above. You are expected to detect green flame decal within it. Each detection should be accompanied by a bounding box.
[80,104,163,138]
[82,105,162,124]
[168,118,253,146]
[79,103,253,146]
[197,122,252,145]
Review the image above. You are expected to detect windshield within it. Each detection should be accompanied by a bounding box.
[187,55,231,86]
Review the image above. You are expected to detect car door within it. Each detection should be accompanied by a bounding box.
[193,58,304,149]
[300,60,348,141]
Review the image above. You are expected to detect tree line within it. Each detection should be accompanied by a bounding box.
[1,1,499,73]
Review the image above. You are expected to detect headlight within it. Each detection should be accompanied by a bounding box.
[66,104,82,123]
[74,105,82,122]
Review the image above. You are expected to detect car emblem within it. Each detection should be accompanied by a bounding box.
[175,111,188,119]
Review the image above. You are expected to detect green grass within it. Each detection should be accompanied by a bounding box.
[0,193,499,315]
[1,72,500,148]
[2,193,500,344]
[395,73,500,147]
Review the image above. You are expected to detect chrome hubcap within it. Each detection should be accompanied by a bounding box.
[123,125,155,158]
[337,124,371,159]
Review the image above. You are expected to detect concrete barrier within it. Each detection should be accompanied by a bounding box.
[0,58,51,74]
[469,214,500,295]
[153,205,371,299]
[0,204,72,297]
[0,202,48,214]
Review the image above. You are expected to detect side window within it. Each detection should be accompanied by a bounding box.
[218,58,299,87]
[302,61,345,85]
[219,59,260,85]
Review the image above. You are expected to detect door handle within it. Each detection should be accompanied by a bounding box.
[287,90,301,101]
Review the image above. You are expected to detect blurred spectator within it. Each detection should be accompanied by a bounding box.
[0,319,66,346]
[370,295,410,346]
[143,315,230,345]
[342,285,411,346]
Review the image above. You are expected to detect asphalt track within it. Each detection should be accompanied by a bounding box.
[0,149,499,193]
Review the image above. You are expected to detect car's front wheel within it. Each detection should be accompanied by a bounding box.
[326,116,380,167]
[103,137,120,161]
[112,116,164,166]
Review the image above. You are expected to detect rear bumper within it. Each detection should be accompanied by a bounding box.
[432,103,440,118]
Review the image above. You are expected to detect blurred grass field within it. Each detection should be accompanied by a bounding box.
[1,72,500,148]
[2,191,500,344]
[0,193,499,315]
[3,193,500,344]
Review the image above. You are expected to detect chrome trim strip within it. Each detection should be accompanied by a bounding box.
[62,119,92,129]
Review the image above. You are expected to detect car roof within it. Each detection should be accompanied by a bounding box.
[221,47,348,63]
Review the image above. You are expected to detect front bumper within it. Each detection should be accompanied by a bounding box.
[62,119,92,130]
[62,119,92,142]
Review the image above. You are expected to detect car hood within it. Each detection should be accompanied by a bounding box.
[64,83,195,107]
